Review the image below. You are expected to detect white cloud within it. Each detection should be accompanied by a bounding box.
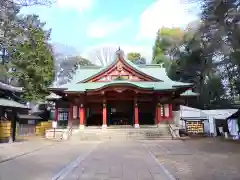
[137,0,199,40]
[87,18,131,38]
[56,0,94,12]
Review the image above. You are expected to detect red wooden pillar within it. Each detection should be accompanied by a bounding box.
[79,104,85,129]
[68,104,73,128]
[155,105,158,124]
[134,102,139,128]
[169,104,172,118]
[102,102,107,128]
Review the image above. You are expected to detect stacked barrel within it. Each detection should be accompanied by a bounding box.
[0,121,11,143]
[36,121,52,136]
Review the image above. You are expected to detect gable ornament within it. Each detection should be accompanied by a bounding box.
[116,63,123,72]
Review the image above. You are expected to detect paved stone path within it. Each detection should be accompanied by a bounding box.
[142,139,240,180]
[62,141,174,180]
[0,139,55,163]
[0,141,99,180]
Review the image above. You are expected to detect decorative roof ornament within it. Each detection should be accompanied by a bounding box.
[116,62,123,72]
[116,46,124,58]
[45,92,62,100]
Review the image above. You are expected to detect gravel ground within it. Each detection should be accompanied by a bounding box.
[145,138,240,180]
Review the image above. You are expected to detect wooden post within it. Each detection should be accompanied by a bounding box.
[169,104,172,118]
[54,106,58,121]
[102,102,107,128]
[68,104,73,128]
[79,104,85,129]
[155,104,158,125]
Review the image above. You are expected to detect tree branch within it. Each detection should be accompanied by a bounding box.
[1,0,55,7]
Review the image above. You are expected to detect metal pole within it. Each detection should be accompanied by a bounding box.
[53,128,55,139]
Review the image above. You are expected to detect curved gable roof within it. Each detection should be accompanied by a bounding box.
[49,49,193,91]
[79,50,160,83]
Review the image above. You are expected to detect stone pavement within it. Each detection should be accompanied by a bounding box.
[0,141,100,180]
[61,141,175,180]
[143,139,240,180]
[0,139,56,163]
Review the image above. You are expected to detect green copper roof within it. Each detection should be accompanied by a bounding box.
[180,90,199,96]
[49,52,193,92]
[54,63,192,90]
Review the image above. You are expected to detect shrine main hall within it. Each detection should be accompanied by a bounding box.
[49,49,196,128]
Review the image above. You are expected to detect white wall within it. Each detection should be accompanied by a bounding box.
[203,120,210,134]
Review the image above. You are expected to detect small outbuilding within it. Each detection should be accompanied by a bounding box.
[178,106,238,136]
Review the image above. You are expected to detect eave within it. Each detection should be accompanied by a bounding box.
[48,87,67,91]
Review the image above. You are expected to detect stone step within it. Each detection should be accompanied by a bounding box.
[70,129,172,141]
[68,126,173,141]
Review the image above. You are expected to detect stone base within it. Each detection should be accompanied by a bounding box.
[79,125,85,129]
[134,124,140,128]
[102,124,107,129]
[157,123,168,127]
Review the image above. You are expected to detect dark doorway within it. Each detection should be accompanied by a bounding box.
[86,103,102,126]
[107,100,134,126]
[138,102,155,125]
[215,119,229,136]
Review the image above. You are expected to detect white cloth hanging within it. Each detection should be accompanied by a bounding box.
[228,118,239,140]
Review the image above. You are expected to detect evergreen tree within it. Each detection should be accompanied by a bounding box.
[0,1,21,83]
[11,15,54,100]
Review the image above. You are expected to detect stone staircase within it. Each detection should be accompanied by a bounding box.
[70,125,172,141]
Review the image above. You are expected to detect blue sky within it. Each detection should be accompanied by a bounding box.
[21,0,199,61]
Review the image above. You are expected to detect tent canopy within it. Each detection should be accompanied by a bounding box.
[180,105,238,120]
[180,105,208,120]
[203,109,238,120]
[226,109,240,119]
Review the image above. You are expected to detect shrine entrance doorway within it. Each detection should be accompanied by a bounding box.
[107,100,134,126]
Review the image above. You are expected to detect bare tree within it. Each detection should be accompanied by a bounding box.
[1,0,54,7]
[84,46,120,66]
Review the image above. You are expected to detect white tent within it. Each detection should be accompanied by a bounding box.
[202,109,238,136]
[202,109,238,119]
[179,106,238,136]
[180,106,209,133]
[180,105,208,119]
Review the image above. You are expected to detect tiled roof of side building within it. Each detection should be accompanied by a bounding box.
[180,89,199,96]
[0,98,28,108]
[0,82,23,92]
